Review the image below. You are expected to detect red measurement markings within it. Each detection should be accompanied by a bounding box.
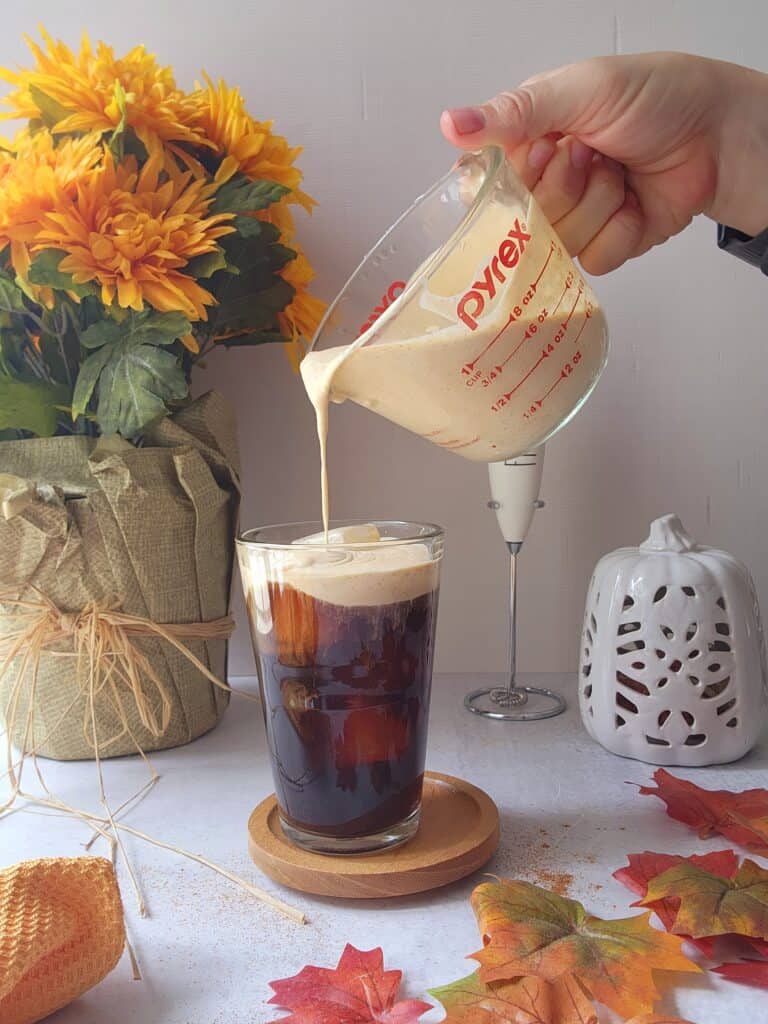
[561,286,583,330]
[472,305,552,389]
[550,271,574,317]
[490,345,553,412]
[461,247,557,379]
[461,311,516,376]
[531,241,556,291]
[523,350,584,420]
[571,301,593,346]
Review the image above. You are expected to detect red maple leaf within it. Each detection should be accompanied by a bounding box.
[268,944,432,1023]
[713,959,768,988]
[638,769,768,856]
[614,849,739,956]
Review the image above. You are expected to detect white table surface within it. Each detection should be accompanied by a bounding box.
[3,673,767,1024]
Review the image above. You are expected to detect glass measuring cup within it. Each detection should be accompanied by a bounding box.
[307,147,609,461]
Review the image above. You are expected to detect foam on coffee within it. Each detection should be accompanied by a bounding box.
[242,525,438,608]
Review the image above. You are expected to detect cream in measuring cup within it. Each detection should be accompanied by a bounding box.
[301,150,608,532]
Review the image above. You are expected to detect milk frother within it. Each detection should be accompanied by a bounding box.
[465,446,566,720]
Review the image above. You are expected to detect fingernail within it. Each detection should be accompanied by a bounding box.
[528,139,555,171]
[445,106,485,135]
[570,139,593,169]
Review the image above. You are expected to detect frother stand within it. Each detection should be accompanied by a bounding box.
[465,447,566,721]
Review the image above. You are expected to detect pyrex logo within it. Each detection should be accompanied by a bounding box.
[457,219,532,330]
[357,280,406,338]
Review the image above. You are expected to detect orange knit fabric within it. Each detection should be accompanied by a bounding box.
[0,857,125,1024]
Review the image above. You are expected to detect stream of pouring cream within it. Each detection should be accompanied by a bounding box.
[300,347,349,538]
[300,195,606,539]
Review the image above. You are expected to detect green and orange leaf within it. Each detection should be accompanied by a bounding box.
[641,858,768,940]
[614,849,740,956]
[470,880,699,1018]
[429,970,597,1024]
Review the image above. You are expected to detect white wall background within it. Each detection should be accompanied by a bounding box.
[5,1,767,678]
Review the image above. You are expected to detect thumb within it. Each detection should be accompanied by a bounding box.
[441,64,601,149]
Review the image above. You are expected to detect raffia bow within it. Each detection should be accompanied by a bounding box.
[0,590,235,752]
[0,589,305,931]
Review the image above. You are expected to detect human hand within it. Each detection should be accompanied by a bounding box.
[441,53,768,273]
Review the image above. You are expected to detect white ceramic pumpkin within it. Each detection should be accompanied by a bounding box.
[580,514,767,766]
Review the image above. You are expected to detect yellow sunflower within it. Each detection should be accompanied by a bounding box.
[0,29,206,158]
[279,248,326,369]
[34,150,234,320]
[187,76,315,221]
[0,129,103,283]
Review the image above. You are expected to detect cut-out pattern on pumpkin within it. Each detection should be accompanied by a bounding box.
[612,584,736,748]
[579,515,767,767]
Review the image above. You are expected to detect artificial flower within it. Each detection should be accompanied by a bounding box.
[0,129,102,283]
[0,29,206,157]
[35,150,234,319]
[187,76,315,212]
[279,248,325,368]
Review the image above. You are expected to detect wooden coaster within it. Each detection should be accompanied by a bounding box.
[247,771,499,899]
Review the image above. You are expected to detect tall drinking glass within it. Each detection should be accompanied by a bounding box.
[237,520,444,854]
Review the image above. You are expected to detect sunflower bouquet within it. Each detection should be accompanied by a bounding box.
[0,29,324,439]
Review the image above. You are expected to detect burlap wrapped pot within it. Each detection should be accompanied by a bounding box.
[0,390,240,760]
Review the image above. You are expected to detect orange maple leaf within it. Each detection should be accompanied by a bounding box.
[623,1016,696,1023]
[639,769,768,856]
[429,970,597,1024]
[470,880,699,1018]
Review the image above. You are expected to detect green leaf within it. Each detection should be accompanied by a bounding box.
[210,274,294,337]
[0,327,29,378]
[71,345,113,419]
[0,376,69,436]
[96,345,188,437]
[186,248,230,279]
[81,310,190,350]
[28,85,72,130]
[206,227,295,333]
[107,81,128,160]
[268,244,297,271]
[233,215,280,242]
[0,276,28,315]
[77,309,192,437]
[211,174,289,215]
[28,250,98,297]
[80,318,122,350]
[121,128,149,163]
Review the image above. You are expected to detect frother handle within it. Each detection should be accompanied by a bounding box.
[487,447,545,546]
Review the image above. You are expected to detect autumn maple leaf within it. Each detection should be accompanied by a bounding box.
[616,849,768,989]
[268,944,431,1023]
[641,858,768,940]
[614,849,740,956]
[470,880,699,1018]
[429,970,597,1024]
[712,959,768,988]
[623,1016,696,1024]
[639,769,768,856]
